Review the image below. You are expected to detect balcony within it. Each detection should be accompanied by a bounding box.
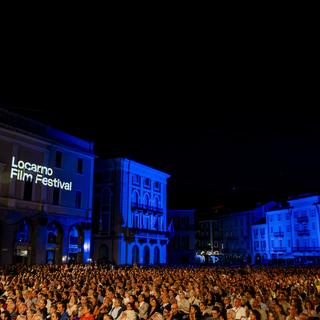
[131,202,163,214]
[297,216,309,223]
[123,226,169,238]
[292,247,320,252]
[296,230,310,236]
[272,247,287,252]
[274,231,284,237]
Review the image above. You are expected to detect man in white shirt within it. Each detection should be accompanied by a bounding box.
[232,297,247,320]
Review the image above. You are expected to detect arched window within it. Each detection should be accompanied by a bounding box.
[154,246,160,265]
[131,191,139,206]
[16,220,30,243]
[154,196,160,209]
[47,223,58,244]
[143,246,150,265]
[143,193,150,208]
[133,214,139,228]
[69,226,79,246]
[132,245,139,264]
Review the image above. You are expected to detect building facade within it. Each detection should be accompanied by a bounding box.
[0,108,95,265]
[167,209,196,264]
[92,158,170,265]
[252,194,320,264]
[197,202,276,264]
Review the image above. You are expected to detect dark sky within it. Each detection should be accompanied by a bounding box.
[0,23,316,212]
[1,93,319,211]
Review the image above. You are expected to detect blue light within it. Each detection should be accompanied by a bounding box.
[83,242,90,252]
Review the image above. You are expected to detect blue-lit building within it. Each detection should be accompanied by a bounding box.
[252,194,320,264]
[92,158,170,265]
[167,209,196,264]
[197,202,276,264]
[0,108,95,265]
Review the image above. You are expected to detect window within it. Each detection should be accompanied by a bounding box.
[75,191,82,209]
[144,178,151,188]
[69,227,79,246]
[47,223,58,244]
[55,151,62,168]
[23,180,33,201]
[132,174,140,185]
[17,220,30,243]
[154,181,161,191]
[53,188,60,205]
[254,229,258,239]
[77,158,83,174]
[254,241,259,250]
[133,214,139,228]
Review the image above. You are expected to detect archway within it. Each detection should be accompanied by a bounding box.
[46,222,63,264]
[143,246,150,265]
[154,246,160,265]
[132,245,139,264]
[98,244,109,264]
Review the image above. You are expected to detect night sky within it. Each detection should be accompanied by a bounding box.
[0,80,318,212]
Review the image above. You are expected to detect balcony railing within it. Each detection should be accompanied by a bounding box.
[297,216,309,223]
[272,247,287,252]
[292,247,320,252]
[296,230,310,236]
[124,226,168,236]
[131,202,163,213]
[274,231,284,237]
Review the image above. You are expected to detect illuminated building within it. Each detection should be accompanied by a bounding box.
[252,194,320,264]
[197,202,276,264]
[0,108,95,265]
[167,209,196,264]
[92,158,170,265]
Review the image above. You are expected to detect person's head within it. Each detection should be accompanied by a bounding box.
[268,312,278,320]
[150,297,158,307]
[1,311,11,320]
[114,298,121,308]
[212,306,221,319]
[298,313,308,320]
[57,302,66,314]
[51,312,61,320]
[233,297,241,308]
[227,309,236,320]
[224,296,231,306]
[289,305,298,316]
[126,302,133,310]
[171,303,179,315]
[199,301,207,312]
[249,310,261,320]
[162,305,171,318]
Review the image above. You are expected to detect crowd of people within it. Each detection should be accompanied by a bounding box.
[1,264,320,320]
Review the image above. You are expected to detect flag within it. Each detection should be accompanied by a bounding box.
[168,219,174,238]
